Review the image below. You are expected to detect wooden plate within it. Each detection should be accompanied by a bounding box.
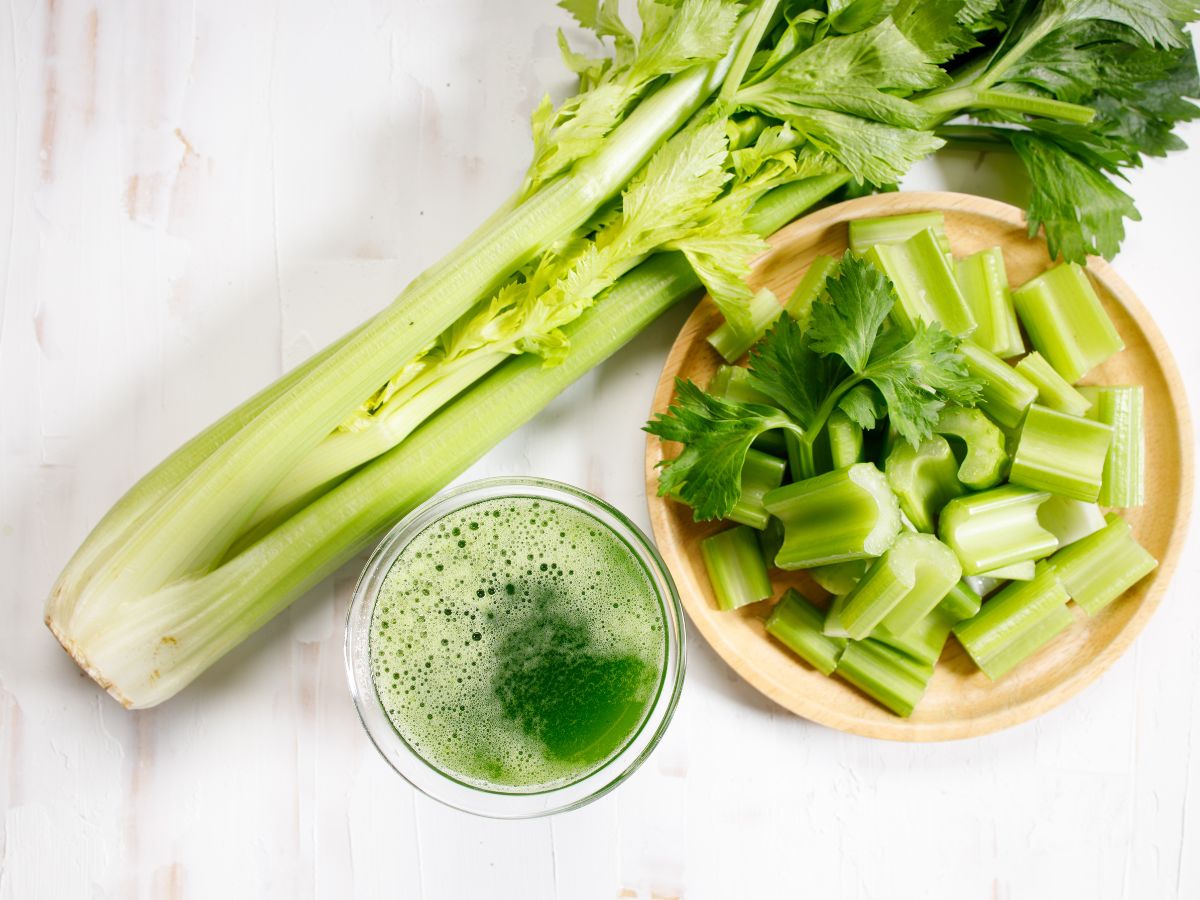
[644,192,1194,741]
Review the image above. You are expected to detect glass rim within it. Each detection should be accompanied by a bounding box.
[344,476,686,819]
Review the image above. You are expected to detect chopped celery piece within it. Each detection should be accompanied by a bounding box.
[1014,352,1091,417]
[765,463,901,569]
[810,559,868,595]
[955,247,1024,358]
[701,526,773,611]
[1037,495,1106,547]
[934,407,1008,489]
[964,575,1004,598]
[823,592,850,638]
[726,449,787,529]
[865,228,976,337]
[709,364,773,406]
[1079,385,1145,507]
[977,560,1035,581]
[958,340,1038,429]
[939,485,1058,575]
[707,288,783,363]
[1009,404,1112,502]
[953,563,1072,679]
[835,639,934,717]
[785,255,839,324]
[765,589,847,676]
[849,211,951,255]
[940,580,983,621]
[884,435,965,533]
[827,410,865,469]
[1012,263,1124,383]
[757,516,784,568]
[874,606,956,666]
[1048,513,1157,614]
[784,428,832,482]
[839,533,962,639]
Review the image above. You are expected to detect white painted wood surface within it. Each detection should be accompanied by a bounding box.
[1,2,1197,897]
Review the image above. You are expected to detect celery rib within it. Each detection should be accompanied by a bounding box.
[702,526,775,610]
[865,228,976,337]
[955,247,1023,358]
[938,485,1058,576]
[765,589,846,675]
[1009,404,1112,502]
[1079,385,1144,507]
[1047,513,1157,614]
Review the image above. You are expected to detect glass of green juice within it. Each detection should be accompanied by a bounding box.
[345,476,685,818]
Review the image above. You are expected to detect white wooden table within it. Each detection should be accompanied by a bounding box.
[3,3,1198,897]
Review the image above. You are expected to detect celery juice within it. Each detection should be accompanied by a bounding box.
[368,496,666,791]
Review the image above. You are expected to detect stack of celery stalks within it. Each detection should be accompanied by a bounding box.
[648,211,1154,717]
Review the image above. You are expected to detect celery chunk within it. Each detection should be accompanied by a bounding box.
[1047,513,1157,614]
[884,435,965,533]
[865,228,976,336]
[785,255,839,325]
[701,526,774,611]
[939,580,983,621]
[955,247,1024,358]
[953,563,1072,679]
[1015,352,1092,417]
[707,288,783,363]
[1012,263,1124,383]
[726,449,787,529]
[939,485,1058,575]
[765,589,847,676]
[958,340,1038,429]
[849,212,951,255]
[827,410,865,469]
[835,640,934,717]
[839,533,962,639]
[1009,404,1112,502]
[934,407,1008,489]
[1079,385,1144,508]
[765,463,902,569]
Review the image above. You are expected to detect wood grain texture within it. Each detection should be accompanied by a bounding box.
[645,192,1193,741]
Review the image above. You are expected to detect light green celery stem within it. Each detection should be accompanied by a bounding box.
[873,606,956,667]
[716,0,783,105]
[1079,385,1145,507]
[726,449,787,529]
[764,589,846,675]
[835,640,933,717]
[955,248,1024,358]
[702,526,775,610]
[80,37,751,601]
[939,484,1058,576]
[46,320,367,621]
[1009,404,1112,502]
[1037,495,1106,548]
[1015,352,1091,417]
[1048,513,1157,614]
[764,462,901,570]
[744,174,851,235]
[60,175,846,707]
[810,559,868,596]
[708,288,783,362]
[939,580,982,621]
[958,340,1037,429]
[1012,263,1124,383]
[826,410,864,469]
[785,254,839,324]
[953,563,1072,680]
[884,436,964,533]
[934,407,1008,490]
[246,349,507,533]
[823,592,850,637]
[839,532,961,640]
[849,212,950,255]
[972,89,1097,124]
[865,227,975,337]
[977,560,1035,581]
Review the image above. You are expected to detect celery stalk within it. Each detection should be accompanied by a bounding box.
[939,580,983,621]
[1012,263,1124,383]
[1037,495,1106,547]
[938,485,1058,575]
[849,212,951,255]
[1048,513,1157,614]
[702,526,775,610]
[785,255,839,324]
[873,606,956,666]
[958,340,1038,429]
[708,288,783,362]
[827,410,865,469]
[765,463,902,569]
[1014,352,1091,417]
[765,589,847,675]
[953,563,1072,679]
[1009,404,1112,502]
[727,449,788,529]
[810,559,868,596]
[839,533,962,639]
[1079,386,1145,507]
[955,247,1024,358]
[976,560,1035,580]
[884,435,965,533]
[823,592,850,638]
[934,407,1008,489]
[835,640,934,717]
[865,228,976,337]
